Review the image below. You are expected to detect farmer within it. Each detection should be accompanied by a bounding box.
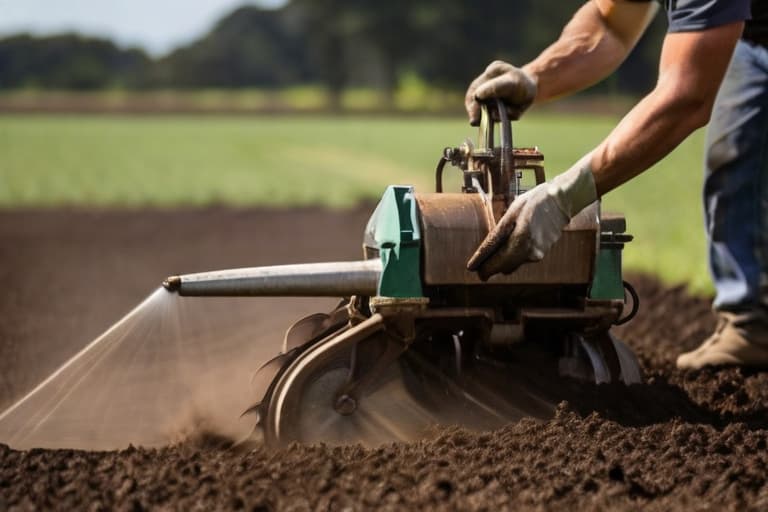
[465,0,768,369]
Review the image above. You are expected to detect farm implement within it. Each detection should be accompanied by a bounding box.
[163,100,642,447]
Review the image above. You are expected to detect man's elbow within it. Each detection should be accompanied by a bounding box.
[660,85,718,132]
[685,95,716,129]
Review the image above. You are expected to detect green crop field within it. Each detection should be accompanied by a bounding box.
[0,114,709,292]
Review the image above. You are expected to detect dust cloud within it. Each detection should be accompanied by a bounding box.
[0,287,335,450]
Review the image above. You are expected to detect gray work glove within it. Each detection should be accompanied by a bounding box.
[467,154,597,280]
[465,60,538,126]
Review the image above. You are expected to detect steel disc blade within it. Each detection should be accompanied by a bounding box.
[267,347,442,446]
[264,342,558,447]
[301,364,437,445]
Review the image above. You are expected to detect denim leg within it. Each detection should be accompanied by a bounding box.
[704,40,768,312]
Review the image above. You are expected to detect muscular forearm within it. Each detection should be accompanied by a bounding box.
[591,83,708,194]
[523,1,657,103]
[589,27,742,195]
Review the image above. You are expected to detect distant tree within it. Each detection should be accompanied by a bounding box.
[0,1,667,102]
[407,0,525,90]
[158,6,312,88]
[349,0,420,105]
[290,0,475,105]
[287,0,356,109]
[0,34,149,89]
[411,0,667,97]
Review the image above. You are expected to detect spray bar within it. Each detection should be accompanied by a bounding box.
[163,259,382,297]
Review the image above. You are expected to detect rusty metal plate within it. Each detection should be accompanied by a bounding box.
[415,193,598,286]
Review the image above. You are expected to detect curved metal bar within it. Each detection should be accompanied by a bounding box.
[435,156,447,193]
[267,313,385,442]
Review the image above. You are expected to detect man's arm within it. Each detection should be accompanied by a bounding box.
[524,0,658,102]
[467,4,744,279]
[466,0,658,122]
[591,23,743,194]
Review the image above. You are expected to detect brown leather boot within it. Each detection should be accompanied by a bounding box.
[676,311,768,370]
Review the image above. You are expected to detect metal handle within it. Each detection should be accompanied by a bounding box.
[479,99,513,151]
[479,99,514,177]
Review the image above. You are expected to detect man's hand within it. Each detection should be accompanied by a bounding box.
[467,154,597,280]
[465,61,537,126]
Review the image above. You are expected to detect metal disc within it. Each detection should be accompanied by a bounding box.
[559,334,643,385]
[263,342,439,447]
[261,334,559,447]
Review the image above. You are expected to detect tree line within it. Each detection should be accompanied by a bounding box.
[0,1,667,100]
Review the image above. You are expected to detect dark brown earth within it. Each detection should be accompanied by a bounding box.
[2,208,768,511]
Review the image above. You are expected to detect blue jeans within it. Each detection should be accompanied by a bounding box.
[705,40,768,312]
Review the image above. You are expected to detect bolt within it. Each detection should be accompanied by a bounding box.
[334,394,357,416]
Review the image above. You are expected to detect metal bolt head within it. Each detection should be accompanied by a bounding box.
[334,394,357,416]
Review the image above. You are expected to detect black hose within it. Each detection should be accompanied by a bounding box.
[615,280,640,325]
[435,156,447,193]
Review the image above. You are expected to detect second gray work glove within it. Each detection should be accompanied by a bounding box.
[467,154,597,280]
[465,60,537,126]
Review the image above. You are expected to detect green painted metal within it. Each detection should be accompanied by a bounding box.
[368,185,424,298]
[590,247,625,300]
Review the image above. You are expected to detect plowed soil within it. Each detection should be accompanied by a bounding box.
[2,208,768,511]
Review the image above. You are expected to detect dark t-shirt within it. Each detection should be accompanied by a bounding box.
[631,0,751,30]
[636,0,765,44]
[659,0,750,32]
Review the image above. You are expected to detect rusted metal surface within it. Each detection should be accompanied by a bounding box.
[415,192,598,285]
[439,100,550,222]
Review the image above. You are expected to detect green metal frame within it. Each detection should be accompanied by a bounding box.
[368,185,424,298]
[590,246,625,300]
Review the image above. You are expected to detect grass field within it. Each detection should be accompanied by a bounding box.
[0,83,467,114]
[0,114,710,292]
